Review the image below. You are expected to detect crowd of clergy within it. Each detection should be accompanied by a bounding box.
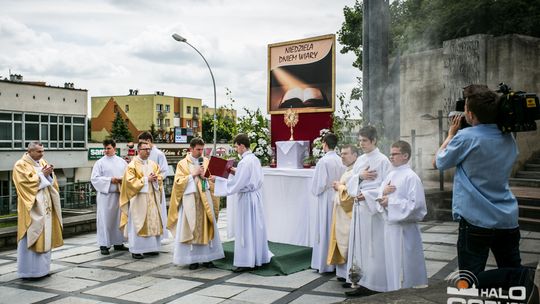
[12,126,427,297]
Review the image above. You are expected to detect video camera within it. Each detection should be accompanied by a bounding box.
[449,83,540,133]
[496,83,540,133]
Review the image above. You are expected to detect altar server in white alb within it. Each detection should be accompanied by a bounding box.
[168,138,224,270]
[345,126,391,296]
[224,133,273,272]
[311,132,345,273]
[377,140,427,291]
[13,142,63,280]
[91,139,128,255]
[138,132,171,242]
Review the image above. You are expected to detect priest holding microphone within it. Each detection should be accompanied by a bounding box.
[168,138,224,269]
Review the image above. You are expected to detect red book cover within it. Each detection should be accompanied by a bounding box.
[204,156,234,179]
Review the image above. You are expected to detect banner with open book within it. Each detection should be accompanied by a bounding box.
[267,34,335,114]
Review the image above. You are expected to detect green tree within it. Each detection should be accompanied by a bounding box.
[110,112,133,142]
[202,110,237,143]
[338,0,540,69]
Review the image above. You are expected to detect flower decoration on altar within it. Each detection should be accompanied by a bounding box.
[311,128,331,162]
[237,108,273,166]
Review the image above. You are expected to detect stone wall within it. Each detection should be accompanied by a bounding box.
[399,34,540,181]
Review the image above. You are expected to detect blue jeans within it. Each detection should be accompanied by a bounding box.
[457,218,521,275]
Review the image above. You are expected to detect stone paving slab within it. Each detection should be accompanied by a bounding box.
[229,287,289,304]
[0,286,58,304]
[0,215,538,304]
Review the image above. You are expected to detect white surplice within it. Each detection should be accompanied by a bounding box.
[91,155,127,247]
[17,163,54,278]
[173,156,224,265]
[311,151,345,273]
[149,145,171,240]
[346,148,391,292]
[379,163,428,291]
[227,151,273,268]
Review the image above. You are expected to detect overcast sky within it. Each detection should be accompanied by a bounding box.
[0,0,360,116]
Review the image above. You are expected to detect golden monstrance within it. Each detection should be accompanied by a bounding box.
[284,108,299,141]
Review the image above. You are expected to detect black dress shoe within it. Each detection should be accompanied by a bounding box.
[342,283,352,288]
[100,246,110,255]
[345,285,380,297]
[132,253,144,259]
[336,277,346,282]
[189,263,199,270]
[143,251,159,256]
[202,262,215,268]
[113,244,128,251]
[232,267,253,273]
[22,273,50,281]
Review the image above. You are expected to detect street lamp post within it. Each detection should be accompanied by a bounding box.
[172,33,217,155]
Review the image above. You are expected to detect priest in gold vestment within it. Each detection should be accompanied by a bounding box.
[13,141,63,279]
[168,138,224,269]
[119,142,163,259]
[327,144,358,282]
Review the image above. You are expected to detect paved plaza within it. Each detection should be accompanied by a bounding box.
[0,209,539,304]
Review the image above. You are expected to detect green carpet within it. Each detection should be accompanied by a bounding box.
[213,241,312,276]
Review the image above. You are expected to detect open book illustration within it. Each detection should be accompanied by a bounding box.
[279,87,329,108]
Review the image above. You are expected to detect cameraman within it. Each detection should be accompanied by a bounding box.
[434,85,522,275]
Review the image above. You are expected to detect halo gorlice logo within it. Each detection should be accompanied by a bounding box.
[445,270,527,304]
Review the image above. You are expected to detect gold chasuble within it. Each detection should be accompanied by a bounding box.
[167,154,220,245]
[327,166,355,265]
[13,154,63,253]
[119,157,163,237]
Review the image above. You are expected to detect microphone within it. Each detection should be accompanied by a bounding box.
[198,157,206,191]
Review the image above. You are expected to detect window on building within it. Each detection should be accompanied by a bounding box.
[193,107,199,115]
[156,118,161,127]
[156,104,163,112]
[165,105,170,113]
[187,106,191,114]
[193,120,198,128]
[165,119,170,127]
[186,120,191,128]
[0,111,86,151]
[125,105,129,113]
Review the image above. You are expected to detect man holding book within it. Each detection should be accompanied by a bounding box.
[168,138,224,269]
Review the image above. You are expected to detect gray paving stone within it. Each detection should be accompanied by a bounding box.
[48,296,115,304]
[289,294,346,304]
[521,238,540,253]
[0,261,17,274]
[195,284,248,298]
[0,271,19,282]
[89,258,132,267]
[426,260,448,278]
[312,279,347,294]
[55,267,130,282]
[59,251,108,264]
[152,264,231,280]
[52,246,97,259]
[226,269,320,289]
[230,287,288,304]
[83,282,148,298]
[424,250,456,261]
[0,286,58,304]
[421,233,458,245]
[422,244,456,254]
[117,278,202,303]
[168,294,226,304]
[424,225,457,234]
[117,260,159,272]
[21,275,101,292]
[0,258,13,265]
